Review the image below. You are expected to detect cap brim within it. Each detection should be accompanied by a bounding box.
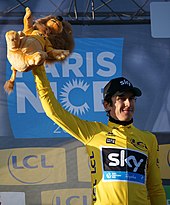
[132,87,142,96]
[117,87,142,97]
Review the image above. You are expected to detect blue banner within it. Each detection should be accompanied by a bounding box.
[6,38,124,138]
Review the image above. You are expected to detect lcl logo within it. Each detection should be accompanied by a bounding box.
[41,188,92,205]
[7,148,66,185]
[11,155,53,169]
[8,153,54,184]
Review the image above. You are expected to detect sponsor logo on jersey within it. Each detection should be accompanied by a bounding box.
[106,138,116,144]
[100,147,147,184]
[130,138,148,151]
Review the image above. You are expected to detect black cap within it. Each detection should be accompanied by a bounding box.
[103,77,142,99]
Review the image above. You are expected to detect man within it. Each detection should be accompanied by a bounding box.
[32,65,166,205]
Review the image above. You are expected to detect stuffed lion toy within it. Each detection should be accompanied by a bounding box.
[4,7,74,94]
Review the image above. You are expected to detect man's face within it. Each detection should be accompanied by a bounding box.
[104,91,136,121]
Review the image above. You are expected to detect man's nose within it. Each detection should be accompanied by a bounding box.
[124,98,131,106]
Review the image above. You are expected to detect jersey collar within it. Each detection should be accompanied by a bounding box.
[108,117,133,129]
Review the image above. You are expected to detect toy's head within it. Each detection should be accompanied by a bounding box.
[46,16,63,33]
[33,15,64,36]
[6,30,21,50]
[33,15,74,52]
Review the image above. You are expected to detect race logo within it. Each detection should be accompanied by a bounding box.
[6,38,124,138]
[101,147,147,184]
[0,148,67,185]
[60,79,90,115]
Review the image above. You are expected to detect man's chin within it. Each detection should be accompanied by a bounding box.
[119,115,133,122]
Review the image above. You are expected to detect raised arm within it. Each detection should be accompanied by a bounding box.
[32,65,99,144]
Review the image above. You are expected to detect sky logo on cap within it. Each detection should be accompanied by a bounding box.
[120,79,131,86]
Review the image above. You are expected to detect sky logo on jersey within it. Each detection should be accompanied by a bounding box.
[101,147,147,184]
[6,38,123,138]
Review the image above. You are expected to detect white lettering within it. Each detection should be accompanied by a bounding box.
[16,51,116,79]
[86,52,93,77]
[97,52,116,77]
[120,80,131,86]
[108,151,144,172]
[16,82,57,113]
[62,53,83,77]
[93,81,106,112]
[17,83,42,113]
[108,153,120,166]
[120,150,125,166]
[16,71,23,78]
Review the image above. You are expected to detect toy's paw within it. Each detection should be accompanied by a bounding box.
[25,7,32,18]
[27,52,47,66]
[53,50,70,61]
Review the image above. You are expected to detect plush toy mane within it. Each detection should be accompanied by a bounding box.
[33,15,74,52]
[48,21,74,52]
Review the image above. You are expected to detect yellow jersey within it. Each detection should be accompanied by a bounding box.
[32,66,166,205]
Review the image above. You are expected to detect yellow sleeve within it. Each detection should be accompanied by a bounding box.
[146,133,166,205]
[32,65,99,144]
